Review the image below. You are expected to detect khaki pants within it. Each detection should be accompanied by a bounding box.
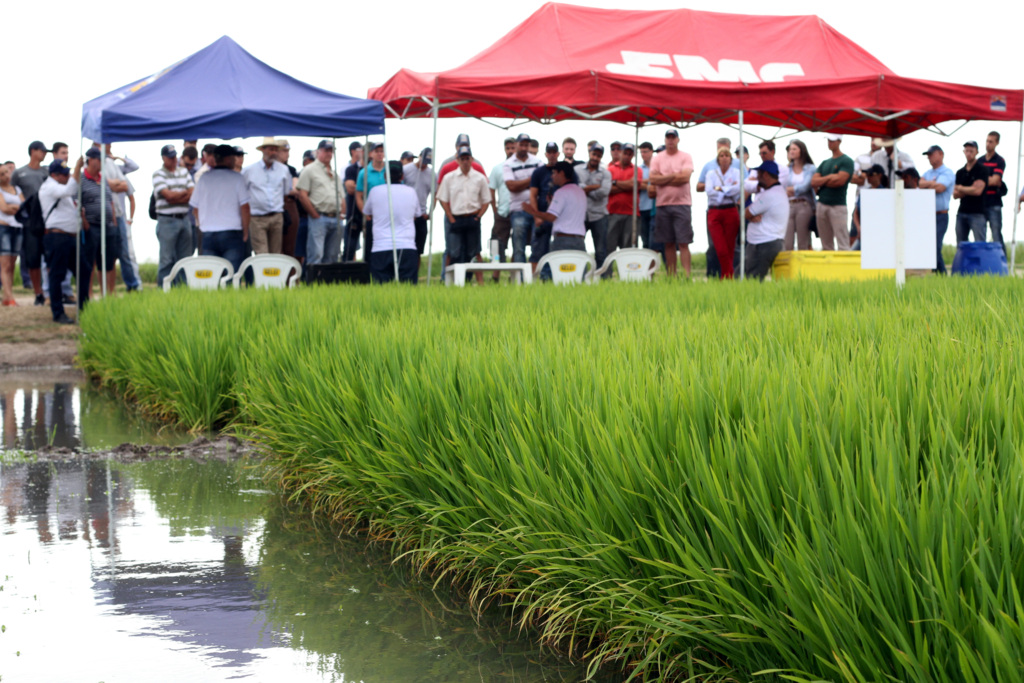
[786,200,813,251]
[815,203,850,251]
[250,213,283,254]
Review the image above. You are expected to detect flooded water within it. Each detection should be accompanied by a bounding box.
[0,376,610,682]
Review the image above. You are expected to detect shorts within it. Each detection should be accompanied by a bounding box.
[22,227,42,268]
[654,204,693,245]
[0,225,23,256]
[414,215,428,255]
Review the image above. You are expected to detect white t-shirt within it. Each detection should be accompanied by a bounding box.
[189,168,250,232]
[547,183,587,237]
[364,183,421,253]
[746,183,789,244]
[501,153,540,212]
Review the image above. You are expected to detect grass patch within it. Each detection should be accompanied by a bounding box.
[79,279,1024,682]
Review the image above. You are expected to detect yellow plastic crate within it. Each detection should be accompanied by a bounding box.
[772,251,895,281]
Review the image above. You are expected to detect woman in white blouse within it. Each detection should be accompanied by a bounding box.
[705,147,742,279]
[784,140,816,251]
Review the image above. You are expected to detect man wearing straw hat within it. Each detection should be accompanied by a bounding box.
[242,137,292,254]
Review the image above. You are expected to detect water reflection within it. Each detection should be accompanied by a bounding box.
[0,458,611,682]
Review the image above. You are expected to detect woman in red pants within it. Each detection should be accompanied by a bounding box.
[705,147,741,279]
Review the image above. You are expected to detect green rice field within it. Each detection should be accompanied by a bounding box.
[78,278,1024,682]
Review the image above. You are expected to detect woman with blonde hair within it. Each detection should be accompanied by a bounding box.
[706,146,741,278]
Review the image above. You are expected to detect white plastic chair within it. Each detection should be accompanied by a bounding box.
[163,256,234,291]
[534,250,597,285]
[232,254,303,288]
[592,248,662,281]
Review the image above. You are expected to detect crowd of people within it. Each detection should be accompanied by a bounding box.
[0,129,1018,318]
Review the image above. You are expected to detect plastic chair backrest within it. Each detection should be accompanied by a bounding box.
[163,256,234,291]
[596,248,661,281]
[535,250,597,285]
[233,254,303,288]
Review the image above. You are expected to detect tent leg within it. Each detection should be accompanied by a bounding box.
[631,110,639,247]
[894,139,906,289]
[332,138,342,264]
[1011,118,1022,274]
[100,155,107,299]
[381,138,400,281]
[738,111,746,281]
[427,99,438,285]
[74,137,84,324]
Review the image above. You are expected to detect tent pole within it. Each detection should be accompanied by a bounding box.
[427,97,439,285]
[382,139,400,281]
[738,111,746,281]
[894,139,906,289]
[632,109,639,247]
[362,135,369,262]
[100,150,107,299]
[1011,118,1022,274]
[332,138,341,264]
[75,138,84,324]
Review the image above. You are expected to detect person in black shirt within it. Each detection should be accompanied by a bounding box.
[980,131,1006,252]
[342,142,363,261]
[953,140,990,244]
[528,142,560,274]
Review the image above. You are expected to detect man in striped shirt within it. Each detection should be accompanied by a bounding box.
[152,144,194,287]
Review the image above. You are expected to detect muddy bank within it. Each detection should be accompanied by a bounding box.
[26,435,255,462]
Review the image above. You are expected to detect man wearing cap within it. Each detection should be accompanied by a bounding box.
[232,147,247,172]
[438,146,491,270]
[297,140,345,266]
[242,138,291,255]
[919,145,955,274]
[743,160,787,280]
[527,142,562,273]
[12,141,52,305]
[952,141,990,244]
[579,143,613,269]
[38,157,87,323]
[488,137,516,277]
[343,141,364,261]
[522,161,588,260]
[190,145,251,274]
[356,143,390,259]
[441,134,472,169]
[649,129,695,276]
[637,142,658,252]
[869,139,914,189]
[402,148,435,266]
[363,161,423,284]
[79,147,120,297]
[503,133,542,263]
[981,132,1007,251]
[606,142,638,254]
[810,134,854,250]
[194,143,217,185]
[152,144,195,287]
[609,142,623,166]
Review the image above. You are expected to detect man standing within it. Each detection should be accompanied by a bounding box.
[503,133,541,263]
[579,143,612,269]
[356,143,389,259]
[529,139,540,157]
[296,140,345,266]
[810,134,854,250]
[80,147,119,297]
[743,160,788,280]
[98,143,141,292]
[402,148,435,267]
[648,130,695,276]
[152,144,195,287]
[562,137,585,167]
[869,139,914,188]
[522,161,588,256]
[275,139,301,258]
[438,146,491,269]
[194,143,217,185]
[363,162,423,284]
[637,142,657,251]
[980,131,1006,251]
[190,145,250,274]
[12,141,51,305]
[489,137,516,275]
[745,141,789,196]
[606,142,637,253]
[953,141,990,244]
[918,145,955,274]
[343,141,364,261]
[528,142,561,272]
[38,158,87,324]
[242,138,291,255]
[609,141,623,166]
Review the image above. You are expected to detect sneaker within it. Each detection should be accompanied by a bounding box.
[34,293,46,306]
[62,294,76,304]
[54,314,75,325]
[2,299,17,307]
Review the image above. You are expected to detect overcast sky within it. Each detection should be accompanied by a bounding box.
[6,0,1023,263]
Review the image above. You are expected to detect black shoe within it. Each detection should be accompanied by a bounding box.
[127,286,141,293]
[54,314,75,325]
[34,293,46,306]
[62,294,76,304]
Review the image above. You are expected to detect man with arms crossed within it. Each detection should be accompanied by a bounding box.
[952,140,990,244]
[648,129,695,276]
[810,134,854,250]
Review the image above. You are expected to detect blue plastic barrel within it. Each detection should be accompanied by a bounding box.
[951,242,1008,276]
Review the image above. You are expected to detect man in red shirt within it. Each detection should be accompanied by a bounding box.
[606,142,638,255]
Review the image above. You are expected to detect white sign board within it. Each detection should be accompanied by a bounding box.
[860,189,937,269]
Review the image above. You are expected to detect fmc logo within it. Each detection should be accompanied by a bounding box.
[606,51,805,84]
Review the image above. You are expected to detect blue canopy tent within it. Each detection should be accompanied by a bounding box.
[79,36,397,298]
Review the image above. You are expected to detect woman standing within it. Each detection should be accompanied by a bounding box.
[784,140,816,250]
[706,147,741,279]
[0,165,25,306]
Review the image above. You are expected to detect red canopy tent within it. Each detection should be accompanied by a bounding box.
[369,3,1023,279]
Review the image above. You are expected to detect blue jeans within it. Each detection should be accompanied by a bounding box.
[935,212,949,275]
[510,211,532,263]
[369,248,418,284]
[585,216,609,270]
[156,214,193,287]
[116,215,140,289]
[295,216,309,260]
[985,205,1005,252]
[201,230,246,275]
[43,232,91,320]
[448,215,482,264]
[530,223,553,264]
[306,215,339,266]
[954,213,986,245]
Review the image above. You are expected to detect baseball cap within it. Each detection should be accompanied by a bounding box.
[456,133,470,146]
[370,142,384,151]
[160,144,177,158]
[545,142,559,152]
[591,143,605,154]
[302,149,315,162]
[754,160,780,177]
[963,140,979,149]
[457,145,472,157]
[825,133,843,141]
[866,164,886,175]
[28,140,48,153]
[348,140,362,152]
[623,142,636,152]
[233,146,246,156]
[317,139,334,150]
[610,141,623,148]
[664,129,679,138]
[515,133,531,143]
[400,151,417,161]
[420,147,432,164]
[923,145,943,155]
[84,147,102,160]
[896,167,920,180]
[48,159,70,174]
[213,144,237,161]
[655,145,666,153]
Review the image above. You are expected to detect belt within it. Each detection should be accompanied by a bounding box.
[252,212,283,217]
[789,198,808,203]
[317,211,338,218]
[156,212,188,218]
[552,231,582,239]
[46,229,74,235]
[708,204,737,210]
[936,210,949,214]
[453,213,480,219]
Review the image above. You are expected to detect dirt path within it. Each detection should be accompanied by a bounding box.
[22,435,254,463]
[0,292,80,370]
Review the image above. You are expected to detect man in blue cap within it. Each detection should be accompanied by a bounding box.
[37,157,89,323]
[151,143,195,286]
[742,160,788,280]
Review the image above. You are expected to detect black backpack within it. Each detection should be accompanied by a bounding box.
[15,194,60,237]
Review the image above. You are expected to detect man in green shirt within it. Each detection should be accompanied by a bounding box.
[811,134,855,250]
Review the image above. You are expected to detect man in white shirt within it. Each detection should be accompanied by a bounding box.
[743,160,789,280]
[870,139,914,189]
[190,145,250,274]
[38,158,87,323]
[363,161,423,284]
[744,140,789,196]
[523,161,586,251]
[502,133,541,263]
[402,147,435,263]
[438,146,491,267]
[242,138,291,254]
